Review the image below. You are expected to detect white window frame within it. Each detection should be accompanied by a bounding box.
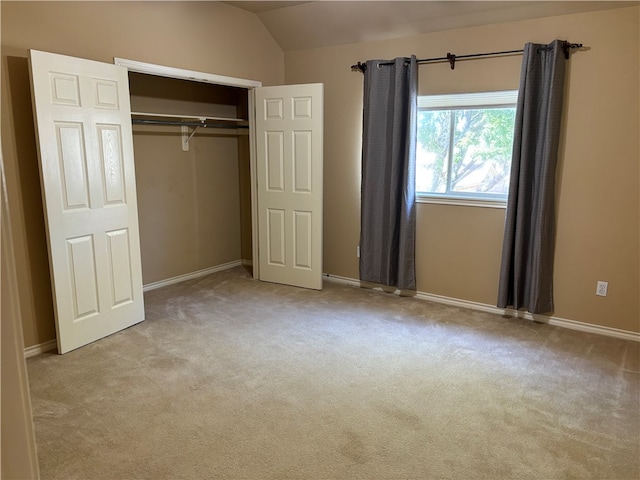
[416,90,518,208]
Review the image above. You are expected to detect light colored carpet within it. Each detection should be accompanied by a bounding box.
[27,267,639,479]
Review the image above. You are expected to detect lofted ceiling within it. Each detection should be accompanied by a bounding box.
[224,1,639,52]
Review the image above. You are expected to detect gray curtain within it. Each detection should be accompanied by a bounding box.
[497,40,567,314]
[359,56,417,291]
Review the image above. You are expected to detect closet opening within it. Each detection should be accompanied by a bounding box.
[126,72,254,289]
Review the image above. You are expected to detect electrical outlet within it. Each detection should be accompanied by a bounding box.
[596,281,608,297]
[356,246,360,258]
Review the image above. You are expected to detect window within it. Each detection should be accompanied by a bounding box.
[416,90,518,206]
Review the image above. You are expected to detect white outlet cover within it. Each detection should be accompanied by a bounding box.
[596,281,608,297]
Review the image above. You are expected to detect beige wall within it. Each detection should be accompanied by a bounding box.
[131,126,246,285]
[285,6,640,333]
[1,1,284,348]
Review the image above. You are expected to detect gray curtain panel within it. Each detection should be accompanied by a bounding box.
[497,40,567,314]
[359,56,417,291]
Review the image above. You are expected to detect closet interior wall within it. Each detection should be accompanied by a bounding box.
[128,73,252,285]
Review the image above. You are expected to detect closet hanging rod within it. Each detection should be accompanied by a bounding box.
[131,118,249,129]
[131,111,246,122]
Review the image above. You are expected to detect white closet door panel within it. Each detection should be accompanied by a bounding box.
[106,228,135,307]
[293,211,312,269]
[255,84,323,290]
[98,125,127,205]
[266,209,286,266]
[66,235,100,319]
[29,50,145,354]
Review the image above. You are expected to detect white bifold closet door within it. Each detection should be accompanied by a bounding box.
[28,49,324,353]
[255,84,323,290]
[29,50,145,354]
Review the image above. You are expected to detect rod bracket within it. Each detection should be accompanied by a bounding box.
[181,122,204,151]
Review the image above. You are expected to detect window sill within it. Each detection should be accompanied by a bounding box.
[416,195,507,209]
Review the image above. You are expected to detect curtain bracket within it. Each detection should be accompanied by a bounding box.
[447,53,456,70]
[561,41,583,59]
[351,61,367,73]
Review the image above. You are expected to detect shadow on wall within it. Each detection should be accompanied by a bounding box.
[5,55,55,346]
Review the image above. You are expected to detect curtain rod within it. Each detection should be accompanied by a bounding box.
[350,41,583,72]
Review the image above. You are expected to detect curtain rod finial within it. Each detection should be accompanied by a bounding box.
[351,61,366,73]
[562,41,584,59]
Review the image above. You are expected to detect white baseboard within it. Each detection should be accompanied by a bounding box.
[24,339,57,359]
[143,260,242,292]
[322,273,640,342]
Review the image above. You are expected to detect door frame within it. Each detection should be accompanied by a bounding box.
[114,58,263,279]
[2,145,41,478]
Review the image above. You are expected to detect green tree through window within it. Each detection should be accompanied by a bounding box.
[416,91,517,201]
